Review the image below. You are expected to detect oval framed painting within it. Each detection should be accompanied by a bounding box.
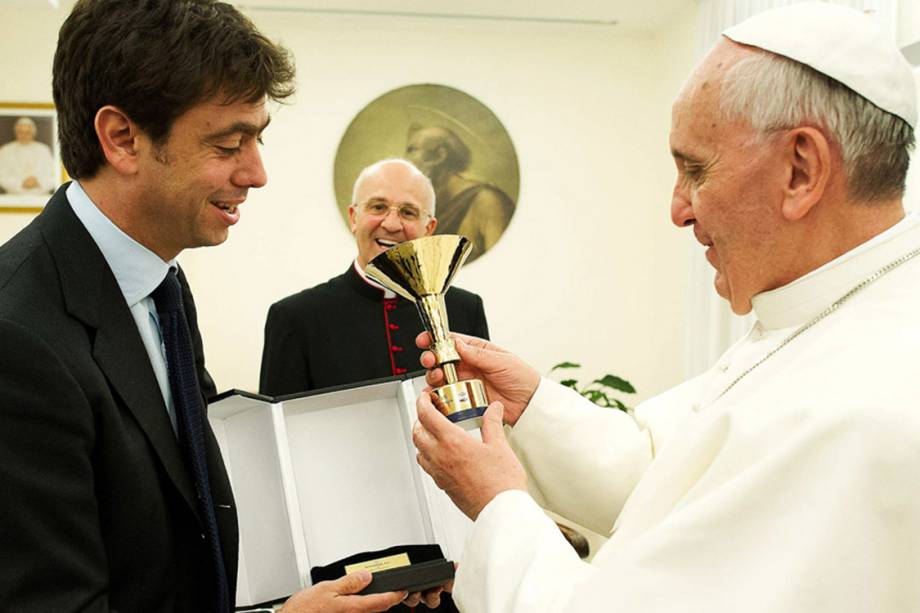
[334,84,519,263]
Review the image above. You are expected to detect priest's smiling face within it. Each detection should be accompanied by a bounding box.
[669,41,791,315]
[349,160,438,268]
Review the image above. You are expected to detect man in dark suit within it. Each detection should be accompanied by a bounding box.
[0,2,410,611]
[260,159,490,397]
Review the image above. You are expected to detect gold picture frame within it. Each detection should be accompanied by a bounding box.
[0,102,67,213]
[334,84,520,264]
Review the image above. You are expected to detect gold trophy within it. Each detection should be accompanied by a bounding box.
[366,235,488,430]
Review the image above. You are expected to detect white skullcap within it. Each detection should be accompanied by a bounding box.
[723,2,917,129]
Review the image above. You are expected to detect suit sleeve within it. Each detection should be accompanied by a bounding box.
[259,301,311,396]
[0,320,111,611]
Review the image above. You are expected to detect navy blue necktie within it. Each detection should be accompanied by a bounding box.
[152,270,230,613]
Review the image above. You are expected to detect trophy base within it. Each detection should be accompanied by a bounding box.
[433,379,489,431]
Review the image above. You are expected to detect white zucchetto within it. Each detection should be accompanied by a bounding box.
[723,2,917,129]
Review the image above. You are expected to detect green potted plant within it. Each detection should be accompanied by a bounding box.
[549,362,636,413]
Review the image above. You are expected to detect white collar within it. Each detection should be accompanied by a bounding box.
[67,181,176,307]
[752,213,920,330]
[353,259,396,299]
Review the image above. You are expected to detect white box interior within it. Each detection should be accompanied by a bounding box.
[209,394,301,606]
[209,377,471,608]
[277,380,434,571]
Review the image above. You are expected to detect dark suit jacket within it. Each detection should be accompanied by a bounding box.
[259,264,489,396]
[0,187,237,612]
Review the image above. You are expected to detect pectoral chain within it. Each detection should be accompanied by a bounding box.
[715,244,920,403]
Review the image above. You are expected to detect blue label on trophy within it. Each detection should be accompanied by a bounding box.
[447,406,487,424]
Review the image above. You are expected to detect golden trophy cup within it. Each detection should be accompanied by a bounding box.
[366,235,488,430]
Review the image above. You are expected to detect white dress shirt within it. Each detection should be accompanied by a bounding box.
[67,181,178,431]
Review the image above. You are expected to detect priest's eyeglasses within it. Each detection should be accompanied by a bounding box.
[362,201,430,223]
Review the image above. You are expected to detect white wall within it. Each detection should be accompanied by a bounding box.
[898,0,920,48]
[0,4,700,403]
[0,5,60,241]
[905,71,920,213]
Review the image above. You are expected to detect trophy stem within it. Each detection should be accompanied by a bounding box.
[363,235,488,428]
[442,363,458,384]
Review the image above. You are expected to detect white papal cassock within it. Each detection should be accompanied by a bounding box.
[0,140,55,195]
[454,214,920,612]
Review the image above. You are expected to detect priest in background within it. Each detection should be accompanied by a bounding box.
[259,158,489,398]
[412,3,920,611]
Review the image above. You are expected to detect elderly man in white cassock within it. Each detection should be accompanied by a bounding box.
[408,3,920,612]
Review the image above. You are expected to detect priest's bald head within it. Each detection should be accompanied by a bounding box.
[669,2,916,315]
[348,159,438,268]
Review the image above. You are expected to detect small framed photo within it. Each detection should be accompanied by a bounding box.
[0,102,67,212]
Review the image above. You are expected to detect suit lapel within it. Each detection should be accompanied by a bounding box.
[38,189,203,525]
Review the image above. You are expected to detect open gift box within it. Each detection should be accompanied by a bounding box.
[207,375,473,608]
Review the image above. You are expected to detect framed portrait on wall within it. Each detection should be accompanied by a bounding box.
[0,102,66,212]
[334,84,520,264]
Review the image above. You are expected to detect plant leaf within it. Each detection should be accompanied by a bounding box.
[550,362,582,374]
[593,374,636,394]
[611,398,630,413]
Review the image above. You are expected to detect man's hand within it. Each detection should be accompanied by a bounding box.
[401,576,454,609]
[22,176,39,189]
[413,393,527,520]
[416,332,539,426]
[281,571,406,612]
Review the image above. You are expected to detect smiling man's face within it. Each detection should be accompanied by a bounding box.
[669,41,790,314]
[132,96,270,261]
[349,161,437,268]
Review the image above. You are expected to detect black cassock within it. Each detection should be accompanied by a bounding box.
[260,263,490,396]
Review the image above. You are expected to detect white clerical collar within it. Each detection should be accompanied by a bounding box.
[752,212,920,330]
[67,180,176,307]
[353,259,396,299]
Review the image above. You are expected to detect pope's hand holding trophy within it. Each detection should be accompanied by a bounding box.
[366,234,489,430]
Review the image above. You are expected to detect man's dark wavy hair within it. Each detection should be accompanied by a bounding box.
[53,0,296,179]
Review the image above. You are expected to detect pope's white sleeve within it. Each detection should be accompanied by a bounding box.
[454,490,598,613]
[508,378,652,535]
[456,395,920,612]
